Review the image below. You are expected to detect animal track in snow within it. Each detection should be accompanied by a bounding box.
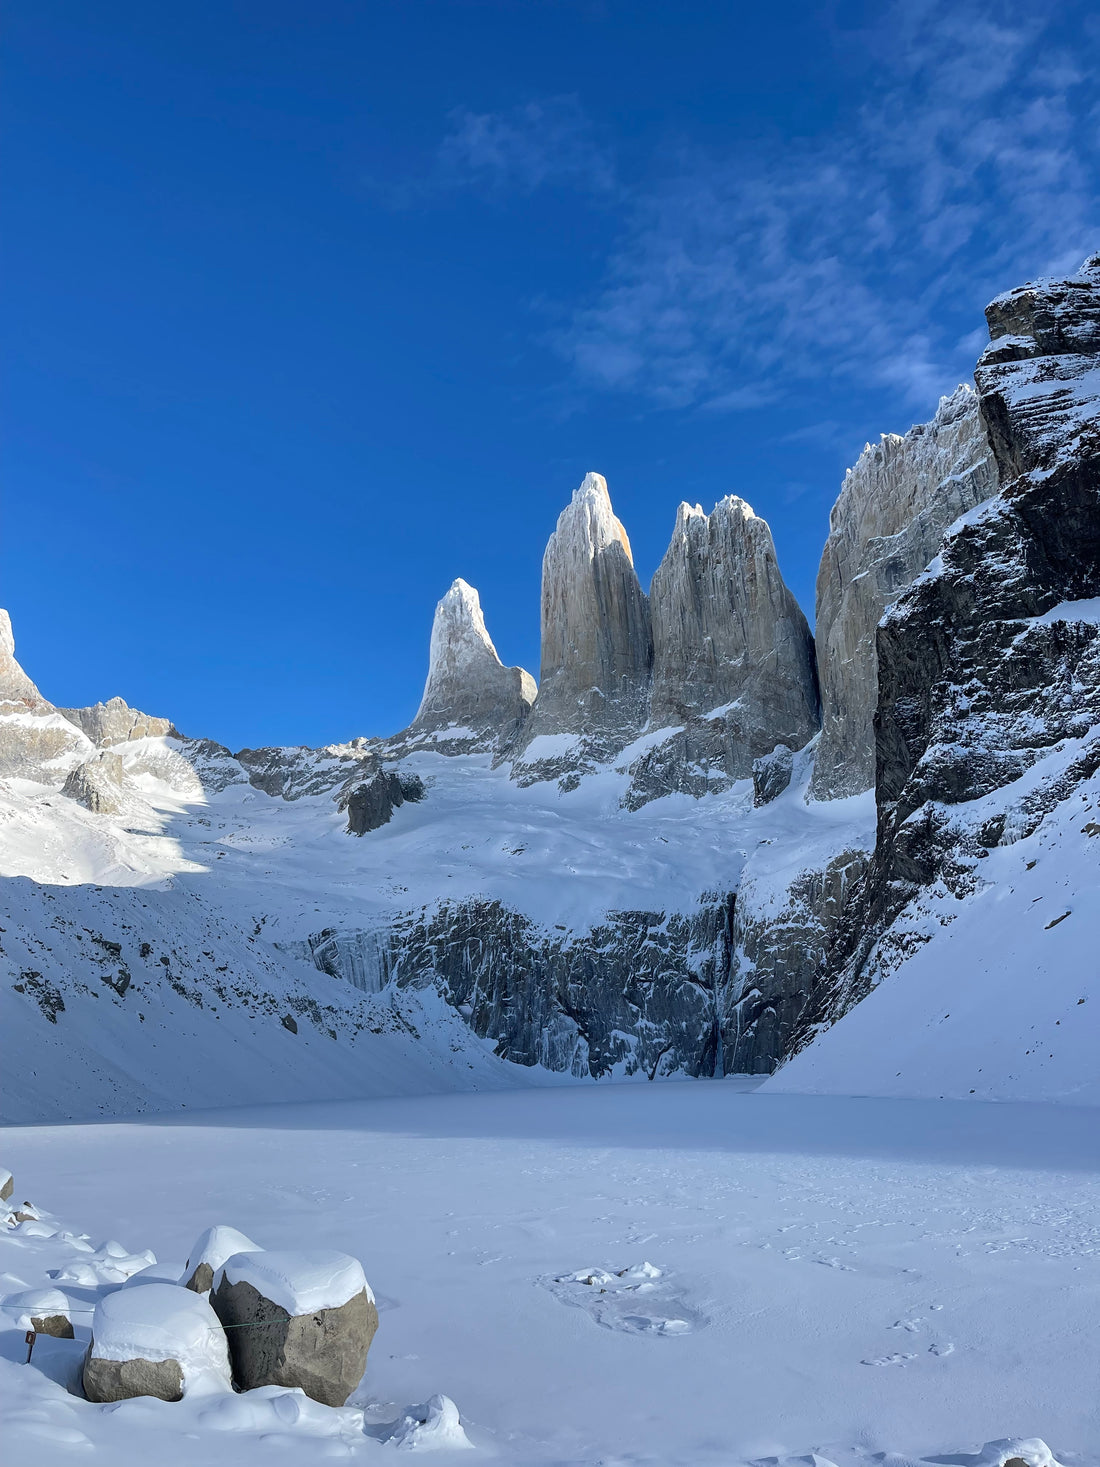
[928,1341,956,1356]
[861,1351,917,1366]
[541,1262,702,1336]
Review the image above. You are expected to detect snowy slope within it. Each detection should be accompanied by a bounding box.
[769,741,1100,1103]
[0,721,877,1120]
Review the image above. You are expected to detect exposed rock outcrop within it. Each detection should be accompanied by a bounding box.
[62,752,125,814]
[514,474,651,783]
[0,610,95,780]
[302,892,735,1080]
[394,579,536,754]
[343,770,425,835]
[650,497,818,733]
[235,739,381,801]
[626,496,818,808]
[811,386,999,800]
[790,254,1100,1048]
[59,696,175,747]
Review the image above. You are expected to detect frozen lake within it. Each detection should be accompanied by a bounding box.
[2,1082,1097,1465]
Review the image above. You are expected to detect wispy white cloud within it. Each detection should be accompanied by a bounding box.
[550,0,1099,410]
[438,96,617,196]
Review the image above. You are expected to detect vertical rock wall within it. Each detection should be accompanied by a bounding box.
[811,386,999,801]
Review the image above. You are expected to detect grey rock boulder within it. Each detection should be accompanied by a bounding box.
[395,579,536,754]
[84,1353,184,1403]
[211,1251,378,1406]
[811,385,999,800]
[82,1283,230,1403]
[181,1224,263,1293]
[0,1167,11,1201]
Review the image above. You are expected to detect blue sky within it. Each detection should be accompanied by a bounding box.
[4,0,1098,749]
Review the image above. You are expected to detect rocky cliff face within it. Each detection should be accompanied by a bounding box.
[514,473,652,783]
[294,890,734,1080]
[790,253,1100,1048]
[395,579,536,754]
[811,386,999,800]
[0,611,96,780]
[59,696,174,747]
[625,497,819,809]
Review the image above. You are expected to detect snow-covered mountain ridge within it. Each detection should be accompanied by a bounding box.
[2,255,1098,1120]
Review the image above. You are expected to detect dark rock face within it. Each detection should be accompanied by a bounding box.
[789,254,1100,1048]
[83,1353,185,1404]
[210,1276,378,1407]
[752,744,794,807]
[722,844,871,1074]
[811,386,999,801]
[308,894,735,1079]
[344,771,426,836]
[32,1312,74,1338]
[235,740,381,801]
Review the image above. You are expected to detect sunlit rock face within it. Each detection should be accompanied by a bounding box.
[811,385,999,801]
[626,496,818,805]
[0,609,95,781]
[58,697,174,747]
[513,473,652,783]
[394,579,536,755]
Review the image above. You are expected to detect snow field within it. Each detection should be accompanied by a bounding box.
[2,1082,1097,1465]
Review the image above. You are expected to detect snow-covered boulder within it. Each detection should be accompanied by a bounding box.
[181,1224,263,1293]
[83,1282,231,1403]
[211,1250,378,1406]
[0,1167,12,1202]
[389,1393,474,1451]
[2,1287,74,1337]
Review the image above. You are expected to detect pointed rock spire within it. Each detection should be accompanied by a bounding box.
[519,473,652,752]
[402,579,535,748]
[649,495,818,742]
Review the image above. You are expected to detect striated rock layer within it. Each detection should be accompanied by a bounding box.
[515,473,651,780]
[811,385,999,801]
[396,579,535,754]
[790,253,1100,1050]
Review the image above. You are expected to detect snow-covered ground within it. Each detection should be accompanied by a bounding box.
[2,1083,1096,1465]
[0,736,873,1120]
[771,741,1100,1105]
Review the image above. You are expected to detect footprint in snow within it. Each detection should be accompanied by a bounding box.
[928,1342,955,1356]
[541,1262,702,1336]
[861,1352,917,1366]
